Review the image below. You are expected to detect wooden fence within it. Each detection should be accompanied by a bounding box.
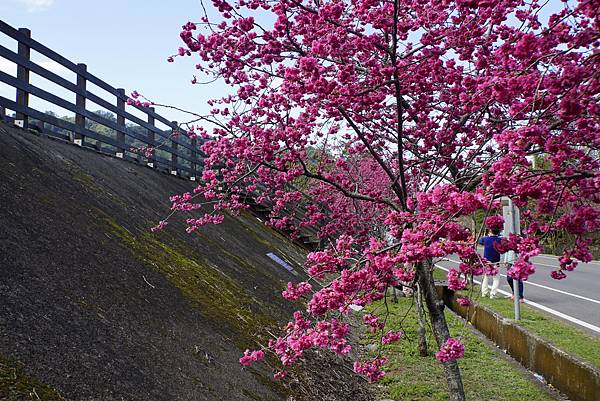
[0,19,323,248]
[0,19,202,178]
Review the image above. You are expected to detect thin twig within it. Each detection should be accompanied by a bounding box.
[142,275,156,289]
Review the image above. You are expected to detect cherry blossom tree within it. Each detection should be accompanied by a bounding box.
[145,1,599,399]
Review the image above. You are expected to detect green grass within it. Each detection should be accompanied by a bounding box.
[364,296,555,401]
[433,267,600,369]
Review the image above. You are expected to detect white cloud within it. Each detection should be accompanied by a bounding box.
[18,0,55,12]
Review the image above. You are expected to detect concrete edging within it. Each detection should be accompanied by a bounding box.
[436,285,600,401]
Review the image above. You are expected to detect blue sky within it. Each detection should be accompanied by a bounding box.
[0,0,221,124]
[0,0,567,126]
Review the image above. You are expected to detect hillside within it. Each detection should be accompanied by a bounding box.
[0,121,371,401]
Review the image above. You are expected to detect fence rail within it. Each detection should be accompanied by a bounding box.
[0,19,324,249]
[0,19,203,177]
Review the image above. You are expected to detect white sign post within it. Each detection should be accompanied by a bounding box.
[502,197,521,320]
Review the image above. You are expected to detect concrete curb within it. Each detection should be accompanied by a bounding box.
[436,285,600,401]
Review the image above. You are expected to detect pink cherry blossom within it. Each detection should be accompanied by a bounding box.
[281,281,312,300]
[273,370,288,380]
[239,349,265,366]
[381,330,403,345]
[457,297,471,307]
[485,215,504,231]
[353,357,388,382]
[435,338,465,363]
[447,269,468,291]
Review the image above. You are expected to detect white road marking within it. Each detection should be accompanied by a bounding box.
[443,258,600,305]
[435,264,600,334]
[534,254,564,260]
[529,258,598,269]
[535,262,575,269]
[535,253,599,262]
[533,254,600,267]
[477,248,600,266]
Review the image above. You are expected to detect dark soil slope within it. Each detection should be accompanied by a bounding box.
[0,122,371,401]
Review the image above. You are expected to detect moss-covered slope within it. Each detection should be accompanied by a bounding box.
[0,122,370,401]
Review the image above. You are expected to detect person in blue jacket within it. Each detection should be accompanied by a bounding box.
[479,228,502,298]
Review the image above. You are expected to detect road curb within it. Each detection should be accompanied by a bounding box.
[436,285,600,401]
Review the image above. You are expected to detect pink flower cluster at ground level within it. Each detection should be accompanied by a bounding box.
[435,338,465,363]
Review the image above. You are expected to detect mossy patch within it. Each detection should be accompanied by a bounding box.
[0,355,66,401]
[246,365,289,400]
[97,210,277,349]
[37,194,55,206]
[97,212,291,398]
[71,169,102,194]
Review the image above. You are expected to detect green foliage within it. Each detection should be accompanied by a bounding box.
[30,110,156,152]
[541,229,600,259]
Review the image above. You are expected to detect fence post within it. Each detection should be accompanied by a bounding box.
[171,121,178,175]
[146,107,155,168]
[15,28,31,130]
[74,63,87,146]
[116,88,126,158]
[0,105,5,122]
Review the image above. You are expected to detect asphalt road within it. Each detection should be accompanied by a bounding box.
[435,253,600,336]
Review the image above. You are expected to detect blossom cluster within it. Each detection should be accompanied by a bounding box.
[170,192,202,212]
[456,297,471,307]
[130,145,154,158]
[484,262,499,277]
[435,338,465,363]
[150,220,168,233]
[484,215,504,231]
[239,349,264,366]
[363,314,384,334]
[281,281,312,300]
[126,91,151,108]
[353,357,388,382]
[447,269,468,291]
[381,330,403,345]
[267,312,352,368]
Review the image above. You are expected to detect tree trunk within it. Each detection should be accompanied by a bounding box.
[416,260,466,401]
[415,282,428,356]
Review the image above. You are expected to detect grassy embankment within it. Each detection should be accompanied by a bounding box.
[363,295,558,401]
[433,267,600,369]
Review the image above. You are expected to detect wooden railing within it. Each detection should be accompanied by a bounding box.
[0,20,202,178]
[0,20,324,248]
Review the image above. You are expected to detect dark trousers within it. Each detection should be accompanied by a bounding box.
[507,277,524,299]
